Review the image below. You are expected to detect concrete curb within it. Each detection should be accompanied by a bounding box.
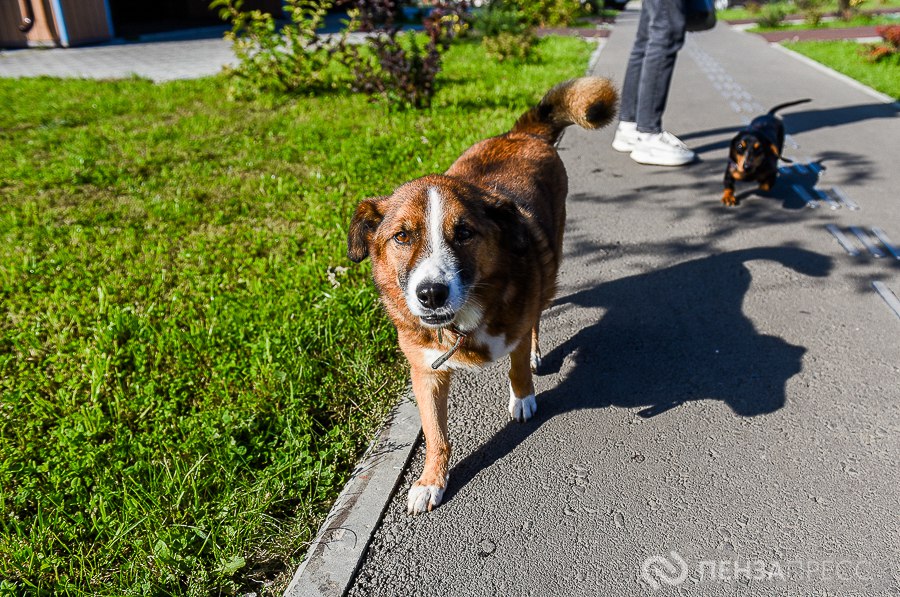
[283,392,421,597]
[769,42,900,108]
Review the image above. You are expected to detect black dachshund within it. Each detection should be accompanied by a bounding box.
[722,99,811,206]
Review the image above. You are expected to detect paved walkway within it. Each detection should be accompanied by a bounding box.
[345,10,899,597]
[0,34,236,82]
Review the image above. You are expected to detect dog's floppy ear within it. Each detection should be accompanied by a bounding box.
[728,134,741,160]
[348,196,388,263]
[485,200,528,252]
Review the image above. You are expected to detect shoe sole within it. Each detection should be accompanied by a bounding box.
[612,138,636,152]
[629,149,695,166]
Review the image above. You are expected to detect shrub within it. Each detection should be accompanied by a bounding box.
[864,24,900,61]
[877,24,900,48]
[473,4,537,62]
[745,1,762,14]
[518,0,585,26]
[795,0,827,26]
[756,4,789,27]
[482,29,537,61]
[339,0,469,109]
[212,0,340,98]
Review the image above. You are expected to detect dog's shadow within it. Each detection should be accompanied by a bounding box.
[732,160,824,209]
[443,246,832,502]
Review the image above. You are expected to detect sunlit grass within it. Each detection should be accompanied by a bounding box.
[783,39,900,99]
[0,36,595,595]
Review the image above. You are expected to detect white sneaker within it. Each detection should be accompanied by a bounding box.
[612,121,640,152]
[629,131,696,166]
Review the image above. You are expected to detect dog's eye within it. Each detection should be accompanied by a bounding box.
[455,225,474,243]
[393,231,411,245]
[736,142,747,153]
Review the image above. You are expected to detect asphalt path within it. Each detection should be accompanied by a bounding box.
[347,11,900,597]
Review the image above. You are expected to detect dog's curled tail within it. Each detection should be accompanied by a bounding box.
[511,77,618,144]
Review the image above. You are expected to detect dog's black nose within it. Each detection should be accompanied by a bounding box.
[417,282,449,309]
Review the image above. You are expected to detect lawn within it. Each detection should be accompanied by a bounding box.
[748,12,900,31]
[783,39,900,98]
[717,0,900,21]
[0,36,594,595]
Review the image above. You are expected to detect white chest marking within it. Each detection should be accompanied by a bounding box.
[474,329,516,362]
[422,348,479,371]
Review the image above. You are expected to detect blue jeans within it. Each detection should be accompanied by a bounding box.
[619,0,687,134]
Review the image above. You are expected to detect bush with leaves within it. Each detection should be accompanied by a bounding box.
[338,0,469,109]
[473,4,537,62]
[212,0,341,98]
[756,3,789,27]
[514,0,586,26]
[795,0,827,26]
[744,1,762,14]
[864,24,900,61]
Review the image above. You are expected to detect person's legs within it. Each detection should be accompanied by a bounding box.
[613,0,693,163]
[618,6,651,125]
[634,0,686,134]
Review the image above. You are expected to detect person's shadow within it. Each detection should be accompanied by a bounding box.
[444,246,832,501]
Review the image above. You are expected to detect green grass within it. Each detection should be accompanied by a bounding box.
[783,39,900,98]
[748,12,900,31]
[0,36,594,595]
[718,0,900,21]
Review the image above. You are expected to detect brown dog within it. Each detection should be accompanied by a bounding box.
[347,77,618,514]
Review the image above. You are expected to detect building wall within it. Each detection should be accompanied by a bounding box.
[57,0,112,46]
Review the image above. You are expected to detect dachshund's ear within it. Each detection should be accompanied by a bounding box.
[729,135,741,159]
[348,196,388,263]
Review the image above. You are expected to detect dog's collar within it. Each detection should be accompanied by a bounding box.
[431,327,467,370]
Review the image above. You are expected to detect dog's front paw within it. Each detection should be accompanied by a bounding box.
[508,393,537,423]
[407,480,446,515]
[721,189,736,206]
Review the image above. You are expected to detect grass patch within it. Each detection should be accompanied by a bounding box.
[718,0,900,21]
[783,39,900,98]
[0,36,594,595]
[748,12,900,31]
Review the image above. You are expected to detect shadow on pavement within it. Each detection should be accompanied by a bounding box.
[782,103,899,135]
[684,102,897,156]
[580,150,875,212]
[444,246,832,503]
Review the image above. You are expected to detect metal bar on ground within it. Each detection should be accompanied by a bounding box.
[792,184,820,208]
[873,281,900,321]
[830,186,860,211]
[871,227,900,260]
[816,189,840,210]
[850,226,885,258]
[826,224,860,256]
